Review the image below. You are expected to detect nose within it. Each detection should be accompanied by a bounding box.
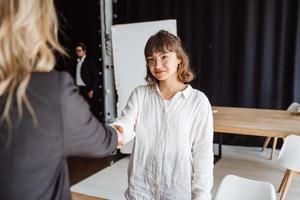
[154,59,163,69]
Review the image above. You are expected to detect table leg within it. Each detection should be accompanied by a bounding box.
[214,133,223,164]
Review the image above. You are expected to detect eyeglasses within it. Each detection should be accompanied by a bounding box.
[146,52,172,67]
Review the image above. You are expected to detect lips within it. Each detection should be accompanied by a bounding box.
[154,70,166,75]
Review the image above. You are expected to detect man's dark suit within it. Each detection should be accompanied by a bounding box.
[0,72,117,200]
[70,57,99,104]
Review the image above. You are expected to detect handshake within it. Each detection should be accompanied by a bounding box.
[112,125,125,149]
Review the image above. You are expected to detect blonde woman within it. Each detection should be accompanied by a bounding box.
[0,0,123,199]
[112,30,214,200]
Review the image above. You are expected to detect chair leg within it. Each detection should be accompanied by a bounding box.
[262,137,271,152]
[280,170,295,200]
[270,137,278,160]
[278,169,290,193]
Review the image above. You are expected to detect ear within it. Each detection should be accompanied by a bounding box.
[177,58,182,65]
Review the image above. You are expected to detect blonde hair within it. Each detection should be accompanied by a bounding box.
[0,0,66,125]
[144,30,195,85]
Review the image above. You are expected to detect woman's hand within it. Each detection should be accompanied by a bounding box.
[112,125,125,149]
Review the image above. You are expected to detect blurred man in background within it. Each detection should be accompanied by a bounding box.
[71,42,99,109]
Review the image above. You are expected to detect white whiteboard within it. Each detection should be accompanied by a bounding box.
[111,20,177,153]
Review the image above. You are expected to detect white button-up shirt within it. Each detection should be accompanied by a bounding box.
[112,84,214,200]
[76,56,86,86]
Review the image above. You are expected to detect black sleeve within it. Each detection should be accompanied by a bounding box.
[59,72,117,157]
[88,60,100,92]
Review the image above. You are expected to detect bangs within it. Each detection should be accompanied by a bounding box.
[144,34,177,57]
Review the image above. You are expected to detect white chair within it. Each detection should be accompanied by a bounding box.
[277,135,300,200]
[261,102,300,159]
[214,174,276,200]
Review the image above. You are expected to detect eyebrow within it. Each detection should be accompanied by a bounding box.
[146,52,171,59]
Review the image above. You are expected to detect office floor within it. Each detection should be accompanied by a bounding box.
[68,156,115,185]
[69,146,300,200]
[68,150,127,186]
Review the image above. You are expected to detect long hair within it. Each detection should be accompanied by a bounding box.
[144,30,195,85]
[0,0,66,125]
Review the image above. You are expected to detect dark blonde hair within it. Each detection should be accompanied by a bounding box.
[0,0,66,125]
[144,30,195,84]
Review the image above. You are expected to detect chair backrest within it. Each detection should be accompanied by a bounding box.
[287,102,300,112]
[214,175,276,200]
[278,135,300,171]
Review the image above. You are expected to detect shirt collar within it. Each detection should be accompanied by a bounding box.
[154,84,193,99]
[77,55,86,63]
[181,84,193,98]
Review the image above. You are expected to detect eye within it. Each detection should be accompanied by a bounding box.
[146,58,155,65]
[161,54,169,60]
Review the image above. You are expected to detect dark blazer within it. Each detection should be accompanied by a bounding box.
[0,72,117,200]
[70,57,99,92]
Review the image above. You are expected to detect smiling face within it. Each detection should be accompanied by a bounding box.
[144,30,195,85]
[146,51,181,82]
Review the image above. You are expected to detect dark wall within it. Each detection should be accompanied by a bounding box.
[113,0,300,146]
[55,0,102,64]
[55,0,105,122]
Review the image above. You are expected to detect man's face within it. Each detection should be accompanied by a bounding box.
[75,46,86,58]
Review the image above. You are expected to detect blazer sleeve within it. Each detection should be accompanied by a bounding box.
[59,72,117,157]
[92,61,100,92]
[86,59,99,92]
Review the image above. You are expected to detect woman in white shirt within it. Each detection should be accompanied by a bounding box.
[112,30,214,200]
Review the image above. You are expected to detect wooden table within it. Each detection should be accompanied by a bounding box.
[213,106,300,161]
